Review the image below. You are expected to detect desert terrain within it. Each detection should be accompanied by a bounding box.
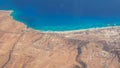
[0,11,120,68]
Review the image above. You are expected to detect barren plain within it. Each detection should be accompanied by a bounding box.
[0,11,120,68]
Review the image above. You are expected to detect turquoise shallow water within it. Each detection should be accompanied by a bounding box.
[1,0,120,31]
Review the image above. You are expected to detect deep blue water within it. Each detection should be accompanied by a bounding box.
[0,0,120,31]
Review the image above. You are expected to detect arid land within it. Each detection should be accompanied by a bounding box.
[0,11,120,68]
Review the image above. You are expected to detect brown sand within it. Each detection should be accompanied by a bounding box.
[0,10,120,68]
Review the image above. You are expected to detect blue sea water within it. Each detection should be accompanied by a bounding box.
[0,0,120,31]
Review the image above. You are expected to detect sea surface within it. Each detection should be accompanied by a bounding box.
[0,0,120,31]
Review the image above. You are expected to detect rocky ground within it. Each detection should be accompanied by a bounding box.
[0,11,120,68]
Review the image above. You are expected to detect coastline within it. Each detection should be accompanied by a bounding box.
[1,10,120,68]
[1,10,120,34]
[0,10,14,14]
[0,10,28,31]
[32,26,120,34]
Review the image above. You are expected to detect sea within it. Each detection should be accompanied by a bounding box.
[0,0,120,31]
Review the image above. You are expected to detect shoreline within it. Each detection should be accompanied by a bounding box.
[32,26,120,34]
[0,10,14,14]
[1,10,120,33]
[1,10,28,31]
